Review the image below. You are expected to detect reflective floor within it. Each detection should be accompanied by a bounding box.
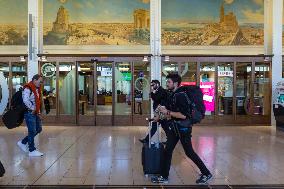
[0,126,284,187]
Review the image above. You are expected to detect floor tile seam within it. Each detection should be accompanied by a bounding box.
[22,127,92,188]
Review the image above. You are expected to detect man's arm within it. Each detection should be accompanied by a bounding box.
[22,88,34,111]
[159,93,189,120]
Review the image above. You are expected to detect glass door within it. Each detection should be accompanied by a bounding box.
[114,62,132,126]
[235,62,252,124]
[133,61,151,125]
[95,62,113,126]
[216,62,234,124]
[252,62,271,124]
[77,62,95,126]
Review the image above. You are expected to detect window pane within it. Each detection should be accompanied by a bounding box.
[78,63,94,116]
[115,62,131,115]
[181,62,197,85]
[59,62,75,115]
[134,62,150,115]
[12,62,27,95]
[236,63,252,115]
[41,62,57,115]
[97,62,113,115]
[254,63,270,116]
[200,62,215,116]
[217,63,233,115]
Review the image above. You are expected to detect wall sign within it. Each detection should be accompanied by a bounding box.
[0,72,9,115]
[41,63,56,78]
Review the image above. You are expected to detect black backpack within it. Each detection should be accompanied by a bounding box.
[178,85,206,124]
[2,87,31,129]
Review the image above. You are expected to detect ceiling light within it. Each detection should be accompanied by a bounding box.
[165,56,170,62]
[143,56,148,62]
[20,56,25,62]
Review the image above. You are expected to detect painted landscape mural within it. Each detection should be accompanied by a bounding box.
[162,0,264,46]
[0,0,28,45]
[43,0,150,45]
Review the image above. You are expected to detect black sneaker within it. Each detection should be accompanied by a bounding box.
[196,173,212,184]
[151,176,169,184]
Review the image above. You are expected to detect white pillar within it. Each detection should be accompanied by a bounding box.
[150,0,162,120]
[28,0,42,81]
[271,0,283,126]
[150,0,161,81]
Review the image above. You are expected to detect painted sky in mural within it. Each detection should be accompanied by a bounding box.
[0,0,28,45]
[162,0,264,46]
[43,0,150,45]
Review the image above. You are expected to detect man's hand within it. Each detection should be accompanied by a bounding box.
[158,105,168,114]
[38,114,43,120]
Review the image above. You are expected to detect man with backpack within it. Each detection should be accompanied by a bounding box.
[17,74,44,157]
[151,73,212,184]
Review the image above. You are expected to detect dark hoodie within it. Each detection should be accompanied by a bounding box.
[168,87,191,121]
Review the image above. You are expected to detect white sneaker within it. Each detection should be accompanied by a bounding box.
[17,140,28,153]
[29,150,44,157]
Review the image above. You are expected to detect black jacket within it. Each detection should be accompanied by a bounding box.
[150,86,169,110]
[168,87,191,121]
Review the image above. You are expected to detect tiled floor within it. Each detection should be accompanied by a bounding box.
[0,126,284,187]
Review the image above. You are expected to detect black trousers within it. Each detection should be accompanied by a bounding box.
[144,120,169,141]
[161,125,210,179]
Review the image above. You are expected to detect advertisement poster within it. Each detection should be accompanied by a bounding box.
[181,82,215,112]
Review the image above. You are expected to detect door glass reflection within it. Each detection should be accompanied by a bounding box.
[97,62,113,115]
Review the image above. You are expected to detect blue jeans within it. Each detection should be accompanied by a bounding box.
[21,112,42,152]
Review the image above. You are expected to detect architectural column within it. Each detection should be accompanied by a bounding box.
[28,0,43,81]
[271,0,283,126]
[150,0,162,120]
[150,0,161,80]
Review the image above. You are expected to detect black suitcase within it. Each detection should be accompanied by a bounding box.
[141,119,164,175]
[0,161,5,177]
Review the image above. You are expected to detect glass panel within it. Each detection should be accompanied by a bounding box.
[96,62,113,115]
[12,62,27,95]
[200,62,215,116]
[40,62,57,115]
[59,62,76,115]
[236,63,252,115]
[181,62,197,85]
[78,62,94,116]
[115,62,131,115]
[0,62,10,113]
[134,62,150,115]
[217,63,233,115]
[254,63,270,116]
[162,62,178,88]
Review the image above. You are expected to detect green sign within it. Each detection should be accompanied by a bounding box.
[122,72,132,81]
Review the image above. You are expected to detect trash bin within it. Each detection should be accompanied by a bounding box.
[273,81,284,130]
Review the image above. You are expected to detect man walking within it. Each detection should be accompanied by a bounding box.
[151,73,212,184]
[139,80,169,144]
[17,74,44,157]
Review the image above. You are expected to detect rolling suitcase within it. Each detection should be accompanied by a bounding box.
[141,118,164,176]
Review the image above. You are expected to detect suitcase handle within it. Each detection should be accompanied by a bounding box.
[145,118,161,149]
